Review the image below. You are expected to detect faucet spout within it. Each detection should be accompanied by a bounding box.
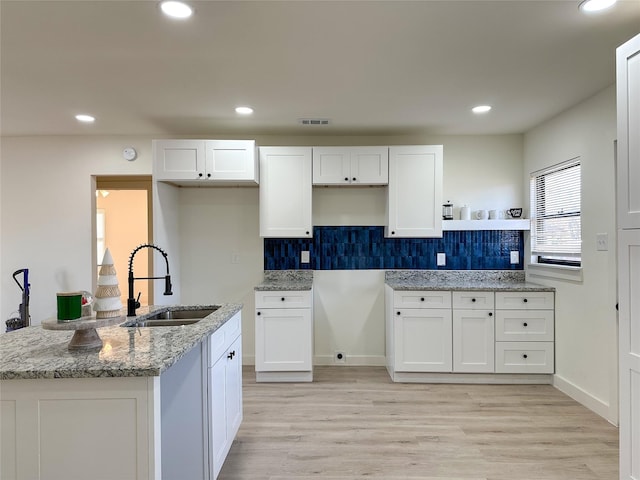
[127,243,173,317]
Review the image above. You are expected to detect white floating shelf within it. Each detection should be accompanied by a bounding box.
[443,219,530,231]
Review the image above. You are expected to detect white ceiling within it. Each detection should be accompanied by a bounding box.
[1,0,639,137]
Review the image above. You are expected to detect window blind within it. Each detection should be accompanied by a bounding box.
[530,159,581,259]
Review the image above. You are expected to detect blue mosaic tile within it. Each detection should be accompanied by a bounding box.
[264,226,524,271]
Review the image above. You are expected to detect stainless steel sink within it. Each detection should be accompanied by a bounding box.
[122,306,219,328]
[144,307,219,321]
[135,318,202,327]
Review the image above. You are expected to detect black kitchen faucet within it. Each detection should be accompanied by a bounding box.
[127,243,173,317]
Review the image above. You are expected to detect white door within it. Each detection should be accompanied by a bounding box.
[226,336,243,441]
[617,34,640,229]
[386,145,443,238]
[312,147,351,184]
[209,355,228,479]
[452,310,495,373]
[259,147,312,237]
[255,308,313,371]
[205,140,257,182]
[152,139,205,181]
[618,229,640,480]
[351,147,388,184]
[393,308,452,372]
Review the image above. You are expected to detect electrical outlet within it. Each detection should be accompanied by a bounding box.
[231,253,240,264]
[596,233,609,251]
[510,251,519,264]
[437,253,446,266]
[301,250,310,263]
[335,351,346,364]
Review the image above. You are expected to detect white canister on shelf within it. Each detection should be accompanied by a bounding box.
[460,205,471,220]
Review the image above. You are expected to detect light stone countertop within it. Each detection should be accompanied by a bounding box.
[385,270,554,292]
[254,270,313,291]
[0,303,242,380]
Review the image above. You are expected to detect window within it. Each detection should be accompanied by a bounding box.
[530,158,581,267]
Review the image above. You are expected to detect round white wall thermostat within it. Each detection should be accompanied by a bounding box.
[123,147,137,161]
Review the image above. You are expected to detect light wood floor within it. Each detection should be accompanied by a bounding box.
[219,366,618,480]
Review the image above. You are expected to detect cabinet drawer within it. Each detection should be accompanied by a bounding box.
[209,312,241,366]
[495,291,554,310]
[495,341,554,374]
[393,290,452,309]
[496,310,554,342]
[453,291,494,309]
[255,290,312,309]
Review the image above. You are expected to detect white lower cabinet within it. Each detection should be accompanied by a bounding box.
[452,291,495,373]
[386,287,555,382]
[207,313,243,479]
[255,289,314,382]
[494,292,554,374]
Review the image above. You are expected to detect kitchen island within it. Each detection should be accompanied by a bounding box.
[0,303,242,480]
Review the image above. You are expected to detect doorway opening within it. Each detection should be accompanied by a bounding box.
[94,176,153,308]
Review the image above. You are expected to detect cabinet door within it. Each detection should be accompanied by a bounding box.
[618,228,640,480]
[393,308,452,372]
[350,147,388,184]
[386,145,443,238]
[225,336,243,449]
[255,308,312,371]
[205,140,257,182]
[617,34,640,229]
[259,147,312,237]
[452,310,495,373]
[153,139,206,181]
[209,353,228,480]
[312,147,351,185]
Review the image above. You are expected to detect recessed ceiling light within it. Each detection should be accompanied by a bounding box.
[579,0,616,12]
[75,114,95,123]
[160,1,193,19]
[472,105,492,114]
[235,106,254,115]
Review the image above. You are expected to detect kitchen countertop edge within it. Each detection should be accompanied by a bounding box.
[0,303,242,380]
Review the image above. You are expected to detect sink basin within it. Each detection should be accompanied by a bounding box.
[144,307,219,321]
[135,318,202,327]
[122,306,219,328]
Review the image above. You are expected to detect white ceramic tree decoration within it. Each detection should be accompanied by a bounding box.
[94,248,123,319]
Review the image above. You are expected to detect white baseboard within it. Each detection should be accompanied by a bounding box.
[314,354,386,366]
[553,374,613,422]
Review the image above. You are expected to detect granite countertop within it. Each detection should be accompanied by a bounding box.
[255,270,313,291]
[385,270,555,292]
[0,303,242,380]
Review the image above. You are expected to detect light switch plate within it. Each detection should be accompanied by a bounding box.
[510,251,519,264]
[301,251,310,263]
[437,253,446,266]
[596,233,609,251]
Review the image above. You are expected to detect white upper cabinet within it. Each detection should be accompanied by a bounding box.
[386,145,443,238]
[617,34,640,229]
[259,146,312,238]
[153,139,258,185]
[312,147,389,185]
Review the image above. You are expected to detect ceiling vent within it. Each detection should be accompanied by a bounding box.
[298,118,330,126]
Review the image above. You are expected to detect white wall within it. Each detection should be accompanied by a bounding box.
[523,85,618,423]
[0,136,152,326]
[1,133,523,366]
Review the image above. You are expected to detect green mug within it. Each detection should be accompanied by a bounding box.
[57,292,83,321]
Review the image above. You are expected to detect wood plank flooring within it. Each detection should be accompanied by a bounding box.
[219,366,618,480]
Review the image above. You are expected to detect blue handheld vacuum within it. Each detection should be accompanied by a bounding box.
[6,269,30,332]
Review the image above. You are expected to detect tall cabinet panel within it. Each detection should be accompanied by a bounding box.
[617,32,640,480]
[386,145,443,238]
[259,147,312,238]
[617,36,640,229]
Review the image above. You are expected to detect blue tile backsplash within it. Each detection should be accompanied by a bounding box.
[264,226,524,270]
